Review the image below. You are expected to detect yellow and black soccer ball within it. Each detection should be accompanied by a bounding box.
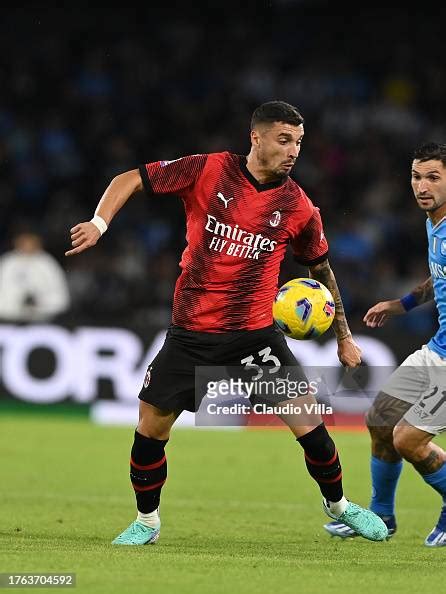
[273,278,335,340]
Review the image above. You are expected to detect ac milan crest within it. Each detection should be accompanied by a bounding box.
[269,210,281,227]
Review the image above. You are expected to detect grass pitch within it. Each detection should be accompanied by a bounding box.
[1,412,445,594]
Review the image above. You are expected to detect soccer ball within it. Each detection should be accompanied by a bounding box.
[272,278,335,340]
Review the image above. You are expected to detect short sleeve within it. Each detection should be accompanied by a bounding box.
[139,154,208,196]
[290,207,329,266]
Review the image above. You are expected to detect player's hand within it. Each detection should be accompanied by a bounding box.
[337,335,361,368]
[363,299,405,328]
[65,222,101,256]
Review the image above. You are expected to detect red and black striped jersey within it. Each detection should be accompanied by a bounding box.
[139,152,328,332]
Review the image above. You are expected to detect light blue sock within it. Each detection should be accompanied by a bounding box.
[422,462,446,499]
[369,456,403,517]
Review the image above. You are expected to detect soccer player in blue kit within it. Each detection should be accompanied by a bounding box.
[324,142,446,546]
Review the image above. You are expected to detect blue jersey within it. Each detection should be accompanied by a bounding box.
[427,217,446,358]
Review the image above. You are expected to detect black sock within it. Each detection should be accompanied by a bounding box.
[130,430,168,513]
[297,423,343,502]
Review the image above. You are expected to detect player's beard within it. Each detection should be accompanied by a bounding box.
[272,168,288,180]
[258,151,289,181]
[417,196,443,212]
[267,162,292,181]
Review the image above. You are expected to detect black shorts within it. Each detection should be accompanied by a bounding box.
[139,324,308,412]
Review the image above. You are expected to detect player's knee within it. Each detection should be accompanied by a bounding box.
[137,419,171,440]
[366,408,393,443]
[137,402,176,440]
[392,426,421,462]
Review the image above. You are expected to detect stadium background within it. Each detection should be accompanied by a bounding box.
[2,3,446,593]
[1,2,441,417]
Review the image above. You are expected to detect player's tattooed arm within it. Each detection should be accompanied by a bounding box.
[411,276,434,305]
[309,259,361,366]
[308,259,351,341]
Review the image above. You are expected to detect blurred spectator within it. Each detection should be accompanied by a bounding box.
[0,231,70,322]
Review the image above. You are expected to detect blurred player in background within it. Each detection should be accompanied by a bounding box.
[66,101,387,545]
[324,142,446,546]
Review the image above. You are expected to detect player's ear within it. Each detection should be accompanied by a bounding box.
[251,129,260,146]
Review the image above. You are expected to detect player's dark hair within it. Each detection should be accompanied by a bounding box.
[413,142,446,167]
[251,101,304,130]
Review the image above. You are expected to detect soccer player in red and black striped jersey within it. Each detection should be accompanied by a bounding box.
[66,101,388,545]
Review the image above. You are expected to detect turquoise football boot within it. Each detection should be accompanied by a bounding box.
[323,500,388,542]
[112,520,160,545]
[323,514,397,539]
